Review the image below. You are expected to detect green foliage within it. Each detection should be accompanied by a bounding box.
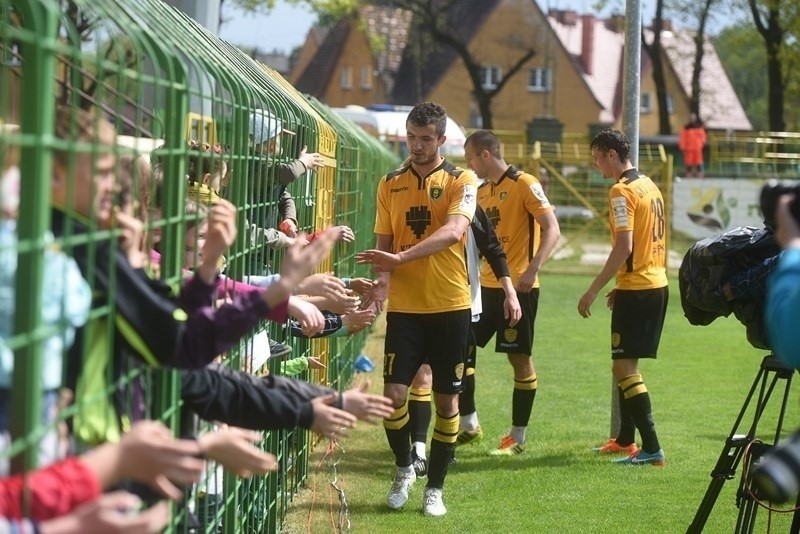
[231,0,358,16]
[229,0,279,11]
[284,273,800,533]
[715,24,769,130]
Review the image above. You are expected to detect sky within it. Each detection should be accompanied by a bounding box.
[218,0,744,55]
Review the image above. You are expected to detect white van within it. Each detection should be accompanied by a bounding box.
[367,105,467,159]
[331,105,380,137]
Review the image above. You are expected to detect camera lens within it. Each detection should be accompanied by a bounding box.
[752,431,800,503]
[760,180,800,229]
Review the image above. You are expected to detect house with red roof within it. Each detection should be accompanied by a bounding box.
[289,1,751,136]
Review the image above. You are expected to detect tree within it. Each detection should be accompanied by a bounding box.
[687,0,721,117]
[747,0,800,131]
[642,0,671,134]
[228,0,535,129]
[715,24,768,130]
[395,1,535,128]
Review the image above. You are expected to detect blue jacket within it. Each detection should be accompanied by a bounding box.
[766,247,800,367]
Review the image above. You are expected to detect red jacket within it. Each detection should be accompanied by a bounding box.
[0,457,101,520]
[679,125,707,152]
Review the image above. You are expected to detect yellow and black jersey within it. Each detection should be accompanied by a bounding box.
[609,169,668,290]
[477,165,553,288]
[375,160,478,313]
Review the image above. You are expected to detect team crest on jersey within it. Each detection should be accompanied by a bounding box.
[455,363,464,380]
[430,186,443,200]
[499,191,508,202]
[504,328,518,342]
[612,332,621,348]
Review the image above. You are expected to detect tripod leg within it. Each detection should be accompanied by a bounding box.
[790,491,800,534]
[688,436,751,533]
[688,356,788,534]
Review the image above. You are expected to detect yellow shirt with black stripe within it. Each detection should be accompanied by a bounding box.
[608,169,668,290]
[477,166,553,288]
[375,160,478,313]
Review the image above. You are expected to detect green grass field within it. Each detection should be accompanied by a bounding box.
[283,274,800,533]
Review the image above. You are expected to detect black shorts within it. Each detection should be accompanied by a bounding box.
[474,287,539,356]
[465,326,477,368]
[384,310,471,394]
[610,287,669,360]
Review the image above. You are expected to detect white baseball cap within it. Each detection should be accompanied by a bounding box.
[248,109,295,144]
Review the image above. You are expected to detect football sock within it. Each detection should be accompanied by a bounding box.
[512,372,537,427]
[384,400,412,467]
[615,385,636,446]
[428,411,458,489]
[408,387,432,445]
[620,373,661,453]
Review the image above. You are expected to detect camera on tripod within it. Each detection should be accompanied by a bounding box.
[759,179,800,229]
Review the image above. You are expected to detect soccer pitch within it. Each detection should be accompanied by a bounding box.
[284,273,800,533]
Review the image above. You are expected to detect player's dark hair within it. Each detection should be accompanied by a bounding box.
[407,101,447,137]
[590,128,631,163]
[465,129,502,159]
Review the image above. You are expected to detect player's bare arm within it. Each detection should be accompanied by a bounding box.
[577,230,632,318]
[517,210,561,292]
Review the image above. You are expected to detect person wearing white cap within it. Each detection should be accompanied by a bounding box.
[247,109,325,241]
[248,109,324,184]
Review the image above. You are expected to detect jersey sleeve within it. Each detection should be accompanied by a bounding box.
[520,174,554,218]
[447,170,478,221]
[609,184,636,233]
[374,176,393,235]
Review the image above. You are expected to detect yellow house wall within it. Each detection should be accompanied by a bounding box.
[620,52,691,135]
[321,23,384,108]
[426,0,602,134]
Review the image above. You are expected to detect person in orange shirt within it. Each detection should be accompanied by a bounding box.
[679,113,707,178]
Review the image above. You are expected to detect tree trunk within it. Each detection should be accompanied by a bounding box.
[748,0,786,132]
[766,41,785,131]
[690,0,714,117]
[475,91,493,129]
[652,47,671,134]
[408,2,534,131]
[643,0,671,135]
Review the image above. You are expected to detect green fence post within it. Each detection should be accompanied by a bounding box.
[9,0,59,475]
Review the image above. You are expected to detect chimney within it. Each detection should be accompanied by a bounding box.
[581,14,595,76]
[605,14,625,33]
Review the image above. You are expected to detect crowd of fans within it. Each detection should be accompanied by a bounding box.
[0,106,392,532]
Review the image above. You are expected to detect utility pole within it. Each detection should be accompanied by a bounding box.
[621,0,642,167]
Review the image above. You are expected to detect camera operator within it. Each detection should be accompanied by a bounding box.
[748,192,800,504]
[765,193,800,369]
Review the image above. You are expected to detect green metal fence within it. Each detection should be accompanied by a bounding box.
[0,0,397,532]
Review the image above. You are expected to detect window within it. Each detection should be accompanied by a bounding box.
[640,92,652,113]
[480,66,502,90]
[528,68,551,92]
[340,66,352,89]
[666,94,675,114]
[360,66,372,89]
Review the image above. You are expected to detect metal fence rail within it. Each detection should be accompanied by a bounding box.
[0,1,397,532]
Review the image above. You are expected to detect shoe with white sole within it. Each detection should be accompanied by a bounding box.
[387,469,415,510]
[423,487,446,517]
